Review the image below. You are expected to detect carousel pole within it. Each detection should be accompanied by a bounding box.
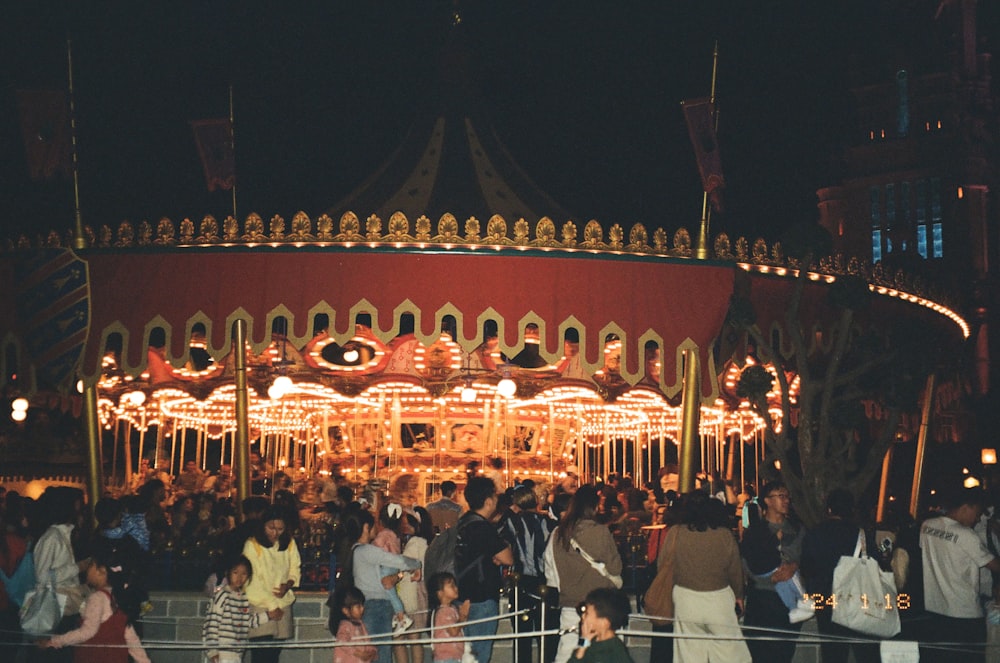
[678,349,701,493]
[910,373,936,519]
[876,442,894,523]
[233,320,251,518]
[137,415,146,472]
[548,404,555,483]
[83,382,103,509]
[740,433,746,493]
[726,432,737,484]
[124,422,133,491]
[111,419,119,493]
[154,418,165,470]
[178,424,186,473]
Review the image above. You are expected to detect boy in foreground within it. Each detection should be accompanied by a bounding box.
[574,588,634,663]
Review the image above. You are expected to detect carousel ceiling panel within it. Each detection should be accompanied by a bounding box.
[81,249,735,398]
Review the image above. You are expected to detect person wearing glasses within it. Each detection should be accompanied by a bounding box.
[740,480,805,663]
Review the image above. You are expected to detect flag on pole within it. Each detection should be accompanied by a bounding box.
[15,90,72,181]
[682,97,725,212]
[191,118,235,191]
[15,248,90,393]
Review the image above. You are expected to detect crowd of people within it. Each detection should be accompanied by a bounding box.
[1,462,1000,663]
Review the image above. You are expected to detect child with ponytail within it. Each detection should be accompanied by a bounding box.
[38,550,150,663]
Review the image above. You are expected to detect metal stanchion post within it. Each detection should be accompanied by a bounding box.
[512,576,520,663]
[540,586,548,663]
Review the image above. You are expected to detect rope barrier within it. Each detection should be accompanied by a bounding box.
[1,613,988,655]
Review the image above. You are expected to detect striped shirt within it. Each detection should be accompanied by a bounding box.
[202,585,269,658]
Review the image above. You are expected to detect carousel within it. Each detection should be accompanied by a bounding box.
[1,208,967,510]
[0,23,970,509]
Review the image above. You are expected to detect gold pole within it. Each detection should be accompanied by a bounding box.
[876,442,894,523]
[229,85,237,219]
[909,373,936,518]
[124,422,133,491]
[234,320,251,517]
[67,39,85,250]
[678,349,701,493]
[83,383,102,510]
[694,41,719,261]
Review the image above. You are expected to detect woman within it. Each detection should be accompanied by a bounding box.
[395,507,433,663]
[30,487,88,663]
[242,506,301,663]
[349,509,421,663]
[740,479,805,663]
[551,485,623,663]
[666,492,750,662]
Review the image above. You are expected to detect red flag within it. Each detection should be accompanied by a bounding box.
[682,97,725,212]
[191,118,235,191]
[16,90,72,181]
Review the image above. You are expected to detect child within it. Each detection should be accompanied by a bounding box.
[202,556,283,663]
[573,588,634,663]
[331,586,377,663]
[372,503,413,633]
[38,550,150,663]
[429,572,470,663]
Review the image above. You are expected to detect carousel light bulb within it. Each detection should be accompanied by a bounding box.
[11,409,26,422]
[267,375,295,398]
[342,348,360,362]
[12,397,29,412]
[497,378,517,398]
[76,380,85,394]
[125,391,146,406]
[461,385,476,403]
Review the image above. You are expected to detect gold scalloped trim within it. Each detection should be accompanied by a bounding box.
[12,211,956,311]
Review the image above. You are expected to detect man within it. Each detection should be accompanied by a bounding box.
[202,464,233,500]
[175,459,206,496]
[740,480,804,663]
[500,484,559,663]
[455,476,514,663]
[920,487,1000,663]
[800,489,879,663]
[426,480,463,532]
[249,451,271,495]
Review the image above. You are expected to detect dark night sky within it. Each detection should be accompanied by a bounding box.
[1,1,993,243]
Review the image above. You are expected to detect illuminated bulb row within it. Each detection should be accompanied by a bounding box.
[738,262,968,337]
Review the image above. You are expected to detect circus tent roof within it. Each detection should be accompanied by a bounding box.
[326,21,573,225]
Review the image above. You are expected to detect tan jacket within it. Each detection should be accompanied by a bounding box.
[551,518,622,608]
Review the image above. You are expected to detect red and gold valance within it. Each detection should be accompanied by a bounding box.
[82,249,736,399]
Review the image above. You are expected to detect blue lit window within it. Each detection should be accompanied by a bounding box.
[917,224,928,258]
[932,222,943,258]
[870,187,882,263]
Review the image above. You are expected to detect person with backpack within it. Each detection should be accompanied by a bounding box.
[500,485,558,663]
[453,477,513,663]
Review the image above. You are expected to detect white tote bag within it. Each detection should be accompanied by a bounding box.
[831,530,901,638]
[19,572,63,635]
